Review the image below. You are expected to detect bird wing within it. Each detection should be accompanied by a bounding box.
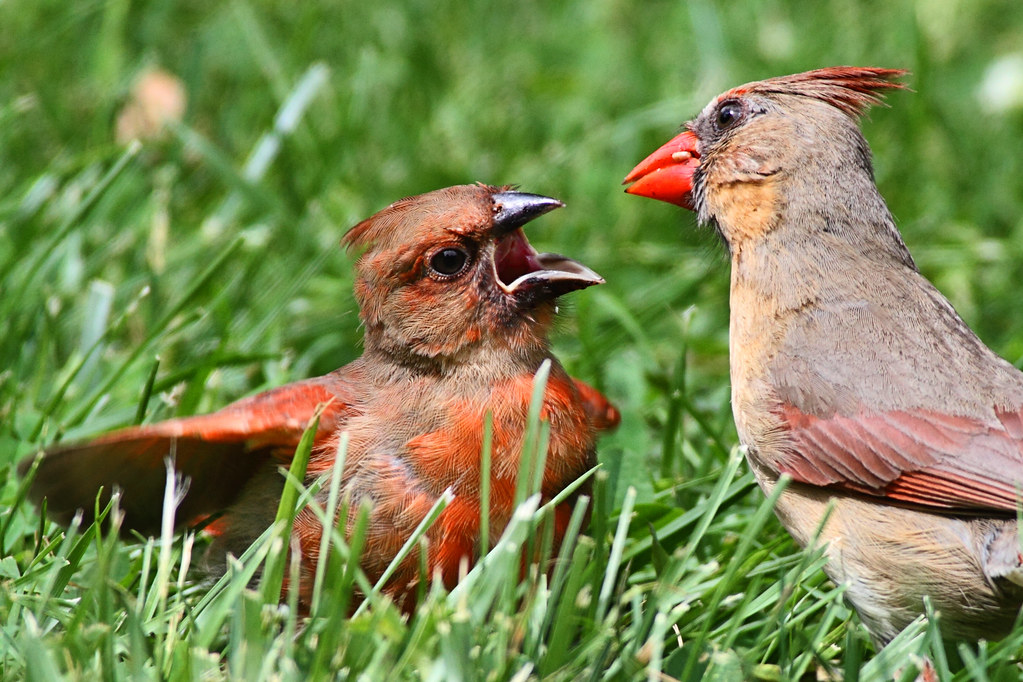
[25,372,361,534]
[571,378,621,432]
[776,403,1023,512]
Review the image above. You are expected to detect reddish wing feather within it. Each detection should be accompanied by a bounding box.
[27,376,357,534]
[127,378,351,446]
[778,404,1023,512]
[571,378,621,432]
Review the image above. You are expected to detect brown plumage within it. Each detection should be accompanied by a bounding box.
[625,67,1023,644]
[23,183,619,609]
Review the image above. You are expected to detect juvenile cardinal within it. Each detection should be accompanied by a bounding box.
[624,67,1023,644]
[24,184,619,609]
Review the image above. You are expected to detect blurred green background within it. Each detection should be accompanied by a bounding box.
[3,0,1023,677]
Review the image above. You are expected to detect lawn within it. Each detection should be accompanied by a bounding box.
[3,0,1023,679]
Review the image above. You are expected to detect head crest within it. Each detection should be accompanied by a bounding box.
[342,194,419,252]
[341,183,510,253]
[732,66,908,117]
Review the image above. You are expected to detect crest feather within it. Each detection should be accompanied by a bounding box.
[341,184,509,252]
[732,66,908,117]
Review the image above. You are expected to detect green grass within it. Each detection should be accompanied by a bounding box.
[3,0,1023,679]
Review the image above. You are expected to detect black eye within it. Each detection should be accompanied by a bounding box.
[715,101,744,130]
[429,247,470,277]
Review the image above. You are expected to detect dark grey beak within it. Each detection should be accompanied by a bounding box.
[491,192,564,233]
[489,190,604,302]
[522,253,604,298]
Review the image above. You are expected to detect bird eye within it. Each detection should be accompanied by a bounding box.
[429,247,470,277]
[715,101,744,130]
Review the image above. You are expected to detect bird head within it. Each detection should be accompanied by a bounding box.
[343,184,603,368]
[624,67,907,252]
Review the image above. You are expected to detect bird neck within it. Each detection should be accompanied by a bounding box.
[726,168,920,314]
[719,150,911,260]
[358,296,559,378]
[361,327,554,381]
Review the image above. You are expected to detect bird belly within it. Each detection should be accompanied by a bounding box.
[747,457,1022,643]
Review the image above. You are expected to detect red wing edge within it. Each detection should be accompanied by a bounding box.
[778,404,1023,513]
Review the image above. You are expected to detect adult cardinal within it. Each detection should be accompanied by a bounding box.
[624,67,1023,644]
[23,183,619,609]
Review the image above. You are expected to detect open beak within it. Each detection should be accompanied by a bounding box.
[490,191,604,298]
[622,130,700,210]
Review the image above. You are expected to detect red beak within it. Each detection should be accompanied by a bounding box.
[622,130,700,210]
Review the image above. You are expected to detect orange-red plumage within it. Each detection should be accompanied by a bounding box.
[23,183,618,610]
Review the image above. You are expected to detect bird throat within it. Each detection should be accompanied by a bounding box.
[707,175,781,254]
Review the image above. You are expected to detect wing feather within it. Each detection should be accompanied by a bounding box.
[24,374,360,534]
[778,404,1023,512]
